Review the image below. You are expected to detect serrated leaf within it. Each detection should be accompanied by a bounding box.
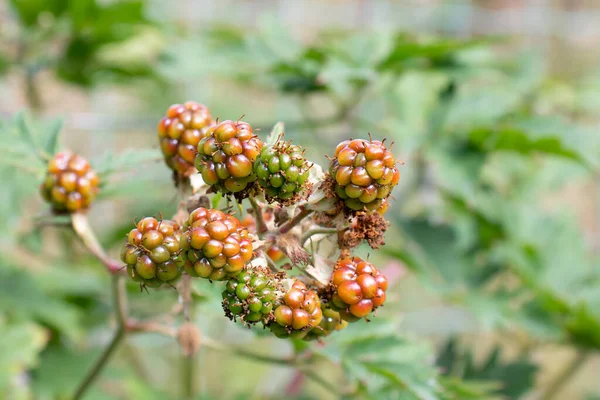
[94,149,162,177]
[15,110,39,155]
[43,118,63,155]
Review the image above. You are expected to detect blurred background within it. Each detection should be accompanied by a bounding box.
[1,0,600,399]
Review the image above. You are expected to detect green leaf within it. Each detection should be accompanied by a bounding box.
[0,260,82,339]
[15,110,39,154]
[42,118,63,156]
[94,149,162,177]
[0,319,47,395]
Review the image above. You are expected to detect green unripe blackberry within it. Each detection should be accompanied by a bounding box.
[158,102,213,177]
[222,267,279,325]
[40,152,99,213]
[121,217,184,288]
[195,120,263,194]
[180,207,254,281]
[269,280,323,339]
[303,305,348,341]
[329,138,400,212]
[254,140,311,202]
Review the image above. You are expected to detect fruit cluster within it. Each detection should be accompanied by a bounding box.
[36,101,402,341]
[254,140,311,203]
[121,217,184,288]
[195,120,263,194]
[329,138,400,212]
[40,152,99,212]
[158,102,213,178]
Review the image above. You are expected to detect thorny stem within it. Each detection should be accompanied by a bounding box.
[73,276,128,400]
[279,207,313,234]
[249,196,268,235]
[301,228,339,246]
[71,213,123,274]
[540,351,589,400]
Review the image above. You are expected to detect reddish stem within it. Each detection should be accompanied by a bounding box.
[278,207,313,234]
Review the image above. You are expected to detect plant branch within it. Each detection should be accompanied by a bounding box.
[181,275,195,400]
[71,213,123,274]
[540,350,589,400]
[279,207,313,234]
[73,327,125,400]
[249,196,268,235]
[301,228,338,246]
[73,275,128,400]
[202,337,295,365]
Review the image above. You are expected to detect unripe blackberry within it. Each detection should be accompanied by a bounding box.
[222,267,279,325]
[40,152,99,212]
[158,102,213,177]
[195,120,263,194]
[303,304,348,341]
[329,138,400,212]
[254,141,311,202]
[269,280,323,339]
[327,257,388,321]
[180,207,254,281]
[121,217,184,287]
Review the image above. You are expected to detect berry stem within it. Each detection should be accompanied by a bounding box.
[73,275,128,400]
[248,196,268,235]
[71,213,123,274]
[278,207,313,234]
[264,253,280,273]
[180,275,195,400]
[300,228,339,246]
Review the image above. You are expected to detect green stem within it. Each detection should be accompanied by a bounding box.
[301,228,339,246]
[182,351,195,400]
[203,338,294,365]
[181,275,195,400]
[73,276,128,400]
[540,351,589,400]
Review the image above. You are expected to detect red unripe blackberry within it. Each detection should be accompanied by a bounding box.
[303,304,348,341]
[269,280,323,339]
[180,207,254,281]
[328,257,388,321]
[254,141,311,202]
[40,152,99,212]
[158,102,213,177]
[121,217,184,287]
[222,267,279,325]
[329,138,400,212]
[195,120,263,194]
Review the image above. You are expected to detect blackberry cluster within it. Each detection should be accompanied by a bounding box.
[179,207,253,281]
[121,217,184,288]
[40,152,99,212]
[327,257,388,321]
[269,280,323,339]
[110,104,399,342]
[195,120,263,194]
[329,138,400,212]
[158,102,213,177]
[222,268,279,325]
[254,141,311,203]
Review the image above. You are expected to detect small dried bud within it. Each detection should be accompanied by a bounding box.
[275,233,311,266]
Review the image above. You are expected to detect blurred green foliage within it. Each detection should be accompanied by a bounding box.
[2,3,600,400]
